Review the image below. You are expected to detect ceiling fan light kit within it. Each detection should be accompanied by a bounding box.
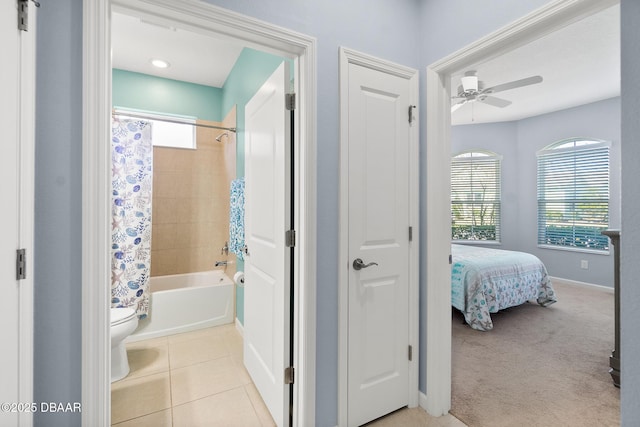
[461,75,478,93]
[451,71,543,113]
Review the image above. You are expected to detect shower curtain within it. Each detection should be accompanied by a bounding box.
[111,118,153,318]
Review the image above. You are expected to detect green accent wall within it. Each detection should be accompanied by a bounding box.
[112,69,222,121]
[222,48,289,325]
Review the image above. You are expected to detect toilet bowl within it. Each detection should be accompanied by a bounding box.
[110,307,139,382]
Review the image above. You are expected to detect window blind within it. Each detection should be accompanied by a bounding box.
[451,151,501,242]
[537,141,609,251]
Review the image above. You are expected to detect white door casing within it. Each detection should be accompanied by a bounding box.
[338,47,419,427]
[243,62,291,427]
[83,1,317,426]
[1,2,35,427]
[423,0,619,416]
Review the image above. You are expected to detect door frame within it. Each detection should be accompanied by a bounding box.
[337,47,420,426]
[15,5,36,427]
[423,0,619,416]
[81,1,317,425]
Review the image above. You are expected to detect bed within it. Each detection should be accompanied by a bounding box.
[451,244,557,331]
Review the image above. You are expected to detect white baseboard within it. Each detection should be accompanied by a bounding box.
[419,392,428,411]
[235,317,244,336]
[419,392,467,424]
[549,276,614,293]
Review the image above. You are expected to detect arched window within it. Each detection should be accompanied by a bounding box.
[451,150,501,242]
[537,138,610,251]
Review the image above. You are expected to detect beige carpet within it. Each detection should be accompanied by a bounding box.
[451,280,620,427]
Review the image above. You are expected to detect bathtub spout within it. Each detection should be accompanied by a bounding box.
[214,261,228,267]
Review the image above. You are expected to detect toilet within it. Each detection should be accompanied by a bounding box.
[110,307,139,382]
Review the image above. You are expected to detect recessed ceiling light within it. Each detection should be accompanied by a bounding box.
[150,59,170,69]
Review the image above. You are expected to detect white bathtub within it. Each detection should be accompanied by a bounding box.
[128,270,234,342]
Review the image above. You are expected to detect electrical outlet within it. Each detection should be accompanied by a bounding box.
[581,260,589,269]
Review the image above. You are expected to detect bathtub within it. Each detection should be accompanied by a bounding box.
[128,270,234,342]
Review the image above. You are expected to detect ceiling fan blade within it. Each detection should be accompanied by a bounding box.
[482,75,543,94]
[451,99,467,112]
[478,95,512,108]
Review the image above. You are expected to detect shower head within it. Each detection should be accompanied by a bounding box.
[215,132,229,142]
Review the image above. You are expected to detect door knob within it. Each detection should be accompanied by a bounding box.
[353,258,378,271]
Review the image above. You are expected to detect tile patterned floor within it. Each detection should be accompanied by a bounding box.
[111,324,274,426]
[111,323,466,427]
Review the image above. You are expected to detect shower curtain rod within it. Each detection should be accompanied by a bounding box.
[112,111,237,133]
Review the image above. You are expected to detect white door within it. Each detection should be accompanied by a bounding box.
[347,62,411,426]
[1,2,34,427]
[243,62,292,427]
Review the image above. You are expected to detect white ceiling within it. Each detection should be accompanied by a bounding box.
[451,4,620,125]
[111,12,245,88]
[112,6,619,123]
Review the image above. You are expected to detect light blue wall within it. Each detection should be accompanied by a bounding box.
[202,4,422,425]
[220,47,288,326]
[34,0,640,426]
[416,0,554,395]
[517,98,621,286]
[451,97,621,287]
[112,69,223,121]
[621,1,640,424]
[34,1,82,426]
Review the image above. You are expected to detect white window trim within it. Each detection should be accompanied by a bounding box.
[114,109,198,150]
[451,149,502,243]
[536,137,610,253]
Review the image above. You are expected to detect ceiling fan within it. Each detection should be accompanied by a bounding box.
[451,70,543,113]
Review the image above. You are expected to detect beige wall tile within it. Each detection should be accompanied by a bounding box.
[151,223,177,251]
[151,116,236,277]
[152,198,178,224]
[150,249,178,276]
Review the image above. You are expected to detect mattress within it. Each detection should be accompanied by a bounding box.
[451,244,557,331]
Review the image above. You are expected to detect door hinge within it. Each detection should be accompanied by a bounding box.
[16,249,26,280]
[285,366,295,384]
[408,345,413,361]
[409,226,413,242]
[408,105,416,124]
[286,93,296,111]
[285,229,296,248]
[17,0,40,32]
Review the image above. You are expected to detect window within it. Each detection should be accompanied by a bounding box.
[537,138,610,252]
[115,109,197,150]
[451,150,501,242]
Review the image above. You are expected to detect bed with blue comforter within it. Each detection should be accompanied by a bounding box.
[451,244,557,331]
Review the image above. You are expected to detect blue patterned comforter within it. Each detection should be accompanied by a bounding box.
[451,244,557,331]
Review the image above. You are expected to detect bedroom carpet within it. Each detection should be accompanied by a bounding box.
[450,279,619,427]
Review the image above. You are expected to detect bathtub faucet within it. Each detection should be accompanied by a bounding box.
[214,260,228,267]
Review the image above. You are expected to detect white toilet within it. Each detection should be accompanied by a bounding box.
[110,307,139,382]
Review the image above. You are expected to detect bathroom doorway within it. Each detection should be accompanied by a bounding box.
[82,1,317,425]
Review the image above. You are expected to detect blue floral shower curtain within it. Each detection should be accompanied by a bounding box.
[111,119,153,318]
